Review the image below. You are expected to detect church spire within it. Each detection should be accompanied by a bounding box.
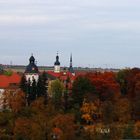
[70,53,72,68]
[29,54,35,64]
[54,52,60,73]
[69,53,75,75]
[54,52,60,66]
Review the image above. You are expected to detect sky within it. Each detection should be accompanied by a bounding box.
[0,0,140,68]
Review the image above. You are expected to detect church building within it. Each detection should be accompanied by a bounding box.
[25,55,39,83]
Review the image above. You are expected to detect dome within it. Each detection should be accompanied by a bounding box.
[25,55,39,73]
[54,61,60,65]
[54,55,60,65]
[29,55,35,63]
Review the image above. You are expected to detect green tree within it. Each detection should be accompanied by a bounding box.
[48,79,64,109]
[37,72,48,98]
[116,69,129,95]
[72,76,94,107]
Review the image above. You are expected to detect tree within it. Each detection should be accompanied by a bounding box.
[37,75,45,97]
[4,89,26,113]
[80,100,101,125]
[48,79,64,109]
[72,76,94,107]
[101,101,115,124]
[114,98,131,124]
[133,121,140,138]
[51,114,76,140]
[41,71,48,104]
[20,74,27,93]
[86,72,120,102]
[37,72,47,98]
[0,111,14,140]
[14,118,47,140]
[116,69,129,95]
[30,79,37,102]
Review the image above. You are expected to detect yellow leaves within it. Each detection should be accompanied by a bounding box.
[80,101,100,123]
[82,114,92,122]
[133,121,140,137]
[81,102,97,114]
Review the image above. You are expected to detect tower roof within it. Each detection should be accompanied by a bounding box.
[54,53,60,66]
[29,55,35,63]
[25,55,39,73]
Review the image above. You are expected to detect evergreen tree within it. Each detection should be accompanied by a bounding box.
[72,76,94,107]
[41,71,48,96]
[27,78,31,105]
[30,78,37,101]
[37,71,48,104]
[20,75,27,93]
[37,75,44,97]
[37,72,47,96]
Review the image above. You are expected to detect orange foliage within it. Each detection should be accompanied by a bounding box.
[86,72,120,101]
[14,118,31,139]
[133,121,140,137]
[81,100,101,123]
[4,89,25,113]
[51,114,76,140]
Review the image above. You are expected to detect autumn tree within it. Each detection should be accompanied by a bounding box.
[14,98,51,140]
[125,68,140,98]
[114,98,131,124]
[133,121,140,138]
[86,72,120,102]
[4,89,26,113]
[101,101,115,124]
[51,114,76,140]
[80,100,101,125]
[0,111,14,140]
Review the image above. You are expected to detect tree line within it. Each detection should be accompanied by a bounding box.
[0,68,140,139]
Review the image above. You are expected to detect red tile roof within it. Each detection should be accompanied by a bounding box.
[47,71,76,80]
[0,73,21,89]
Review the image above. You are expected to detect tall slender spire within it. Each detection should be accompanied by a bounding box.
[69,53,75,74]
[70,53,72,67]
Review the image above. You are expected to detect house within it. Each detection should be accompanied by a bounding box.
[0,72,21,110]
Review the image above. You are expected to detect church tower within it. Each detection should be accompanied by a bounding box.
[25,54,39,83]
[69,54,75,75]
[54,53,60,73]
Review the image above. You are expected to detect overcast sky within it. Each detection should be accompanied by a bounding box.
[0,0,140,68]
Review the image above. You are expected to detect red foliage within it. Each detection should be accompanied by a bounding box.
[126,68,140,99]
[85,72,120,101]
